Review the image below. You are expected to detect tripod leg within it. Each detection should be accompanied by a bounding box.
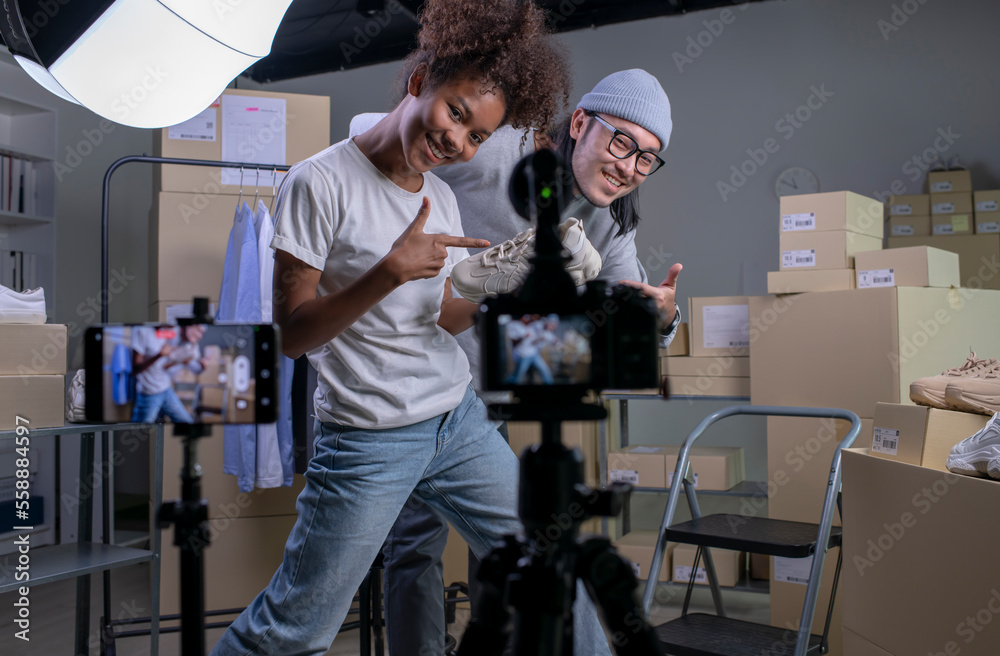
[579,539,665,656]
[456,537,522,656]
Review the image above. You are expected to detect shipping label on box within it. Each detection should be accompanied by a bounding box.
[871,426,900,455]
[857,269,894,289]
[701,305,749,350]
[781,212,816,231]
[976,217,1000,234]
[781,249,815,268]
[774,554,812,585]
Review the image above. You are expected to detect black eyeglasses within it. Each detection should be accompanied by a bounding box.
[588,112,664,176]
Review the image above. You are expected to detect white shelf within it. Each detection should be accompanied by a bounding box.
[0,209,53,226]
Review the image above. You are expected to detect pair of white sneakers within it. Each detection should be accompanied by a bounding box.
[0,284,46,324]
[450,217,603,303]
[946,411,1000,480]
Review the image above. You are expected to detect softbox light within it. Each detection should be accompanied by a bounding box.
[0,0,293,128]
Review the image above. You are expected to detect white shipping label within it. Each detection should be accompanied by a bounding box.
[932,202,955,214]
[930,181,953,192]
[891,225,914,236]
[782,249,816,268]
[774,555,813,585]
[978,221,1000,234]
[630,561,641,579]
[701,305,750,349]
[857,268,895,289]
[872,426,900,455]
[610,469,639,485]
[674,565,708,584]
[933,224,955,235]
[667,471,699,488]
[890,204,913,215]
[976,200,999,212]
[781,212,816,231]
[168,106,217,141]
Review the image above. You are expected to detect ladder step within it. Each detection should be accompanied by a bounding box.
[655,613,824,656]
[664,515,842,558]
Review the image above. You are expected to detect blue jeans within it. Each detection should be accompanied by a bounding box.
[210,386,611,656]
[130,387,193,423]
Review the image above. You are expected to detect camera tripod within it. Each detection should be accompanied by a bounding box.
[456,400,665,656]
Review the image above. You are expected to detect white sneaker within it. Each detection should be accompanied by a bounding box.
[0,285,46,324]
[945,412,1000,478]
[450,218,602,302]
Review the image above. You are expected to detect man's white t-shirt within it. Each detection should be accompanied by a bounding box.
[270,138,472,430]
[132,326,172,395]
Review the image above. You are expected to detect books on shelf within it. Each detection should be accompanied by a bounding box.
[0,250,36,291]
[0,154,39,216]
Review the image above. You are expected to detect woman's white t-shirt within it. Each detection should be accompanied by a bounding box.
[270,138,472,429]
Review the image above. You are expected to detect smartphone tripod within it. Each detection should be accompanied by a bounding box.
[456,405,664,656]
[157,297,214,656]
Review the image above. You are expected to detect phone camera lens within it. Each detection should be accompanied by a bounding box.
[261,342,269,351]
[261,369,270,379]
[237,338,247,348]
[262,398,271,406]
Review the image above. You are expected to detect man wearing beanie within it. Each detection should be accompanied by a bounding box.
[349,68,681,656]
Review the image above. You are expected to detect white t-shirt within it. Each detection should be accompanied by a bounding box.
[132,327,172,395]
[270,138,472,429]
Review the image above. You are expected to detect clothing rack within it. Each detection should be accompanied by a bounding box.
[91,155,291,654]
[100,155,292,323]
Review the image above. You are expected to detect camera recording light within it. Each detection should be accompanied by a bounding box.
[0,0,293,129]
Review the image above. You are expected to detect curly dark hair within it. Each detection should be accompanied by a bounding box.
[396,0,571,133]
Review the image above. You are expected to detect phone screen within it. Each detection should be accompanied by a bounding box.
[84,323,278,424]
[495,313,593,388]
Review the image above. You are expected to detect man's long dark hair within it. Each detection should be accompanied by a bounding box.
[548,117,641,237]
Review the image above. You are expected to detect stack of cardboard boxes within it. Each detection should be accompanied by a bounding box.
[149,88,330,616]
[767,191,884,294]
[887,169,1000,291]
[0,323,66,554]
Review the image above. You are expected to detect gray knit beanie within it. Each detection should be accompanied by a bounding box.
[576,69,672,151]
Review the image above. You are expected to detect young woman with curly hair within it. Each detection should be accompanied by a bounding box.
[208,2,613,655]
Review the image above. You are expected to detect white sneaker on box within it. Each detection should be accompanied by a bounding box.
[0,285,46,324]
[450,218,602,303]
[946,412,1000,479]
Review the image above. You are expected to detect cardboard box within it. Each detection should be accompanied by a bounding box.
[869,402,989,471]
[688,296,749,357]
[608,445,668,487]
[930,191,973,215]
[767,269,855,294]
[662,322,689,356]
[767,416,874,525]
[749,553,769,581]
[853,246,960,289]
[887,194,930,216]
[842,448,1000,656]
[976,215,1000,234]
[662,445,745,491]
[614,530,673,581]
[771,570,843,656]
[778,230,882,270]
[666,375,750,398]
[660,356,750,378]
[931,213,973,235]
[927,168,972,193]
[974,189,1000,214]
[0,375,64,429]
[153,88,330,195]
[888,214,931,237]
[671,544,744,587]
[0,324,67,375]
[842,627,893,656]
[507,421,599,487]
[779,191,883,238]
[886,234,1000,290]
[749,288,1000,419]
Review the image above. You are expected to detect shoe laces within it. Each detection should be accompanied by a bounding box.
[483,228,535,265]
[944,350,997,376]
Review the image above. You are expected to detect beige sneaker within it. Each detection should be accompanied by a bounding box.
[909,351,998,409]
[945,367,1000,416]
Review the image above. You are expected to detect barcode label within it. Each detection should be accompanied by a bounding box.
[932,202,955,214]
[774,555,812,586]
[933,224,955,235]
[674,565,708,584]
[872,426,901,455]
[782,249,816,268]
[610,469,639,485]
[858,268,895,289]
[891,225,914,236]
[978,221,1000,234]
[890,204,913,215]
[667,472,699,488]
[781,212,816,232]
[930,181,953,192]
[976,200,998,212]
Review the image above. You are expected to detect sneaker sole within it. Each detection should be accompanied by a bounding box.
[945,387,1000,416]
[989,457,1000,480]
[909,383,950,410]
[947,443,1000,477]
[0,309,46,324]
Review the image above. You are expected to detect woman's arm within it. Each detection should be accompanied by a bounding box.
[274,197,488,359]
[437,279,480,336]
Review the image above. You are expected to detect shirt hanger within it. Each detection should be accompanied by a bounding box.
[236,165,246,211]
[268,165,278,216]
[252,167,261,210]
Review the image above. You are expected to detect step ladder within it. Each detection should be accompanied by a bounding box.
[640,405,861,656]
